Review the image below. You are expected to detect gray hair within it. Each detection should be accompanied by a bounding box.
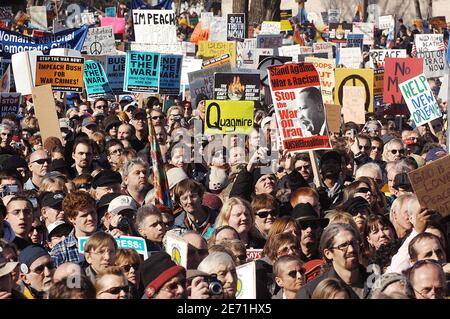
[197,252,235,274]
[382,138,405,161]
[320,223,359,262]
[134,204,162,230]
[390,194,418,223]
[0,123,12,131]
[355,162,383,180]
[122,157,149,177]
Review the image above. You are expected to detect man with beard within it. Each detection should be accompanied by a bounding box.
[317,151,345,211]
[70,139,95,178]
[122,158,150,207]
[24,149,51,191]
[297,223,370,299]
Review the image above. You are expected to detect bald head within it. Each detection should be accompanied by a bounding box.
[53,262,84,283]
[182,231,208,269]
[29,149,48,163]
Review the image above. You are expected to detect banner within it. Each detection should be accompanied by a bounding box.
[328,23,353,43]
[0,93,21,117]
[188,62,232,104]
[83,60,113,98]
[260,21,281,35]
[35,55,84,92]
[416,50,447,78]
[236,261,256,299]
[197,41,236,66]
[304,57,335,104]
[399,73,442,127]
[132,10,177,44]
[214,72,260,101]
[0,26,89,59]
[165,233,188,268]
[335,68,374,112]
[159,54,182,95]
[384,57,424,104]
[124,51,160,93]
[414,34,444,52]
[227,13,246,42]
[369,49,407,69]
[204,100,254,135]
[82,26,116,55]
[352,22,374,45]
[268,62,332,152]
[106,55,126,94]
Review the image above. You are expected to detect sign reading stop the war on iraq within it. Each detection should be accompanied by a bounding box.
[399,73,442,127]
[267,62,331,152]
[35,55,84,92]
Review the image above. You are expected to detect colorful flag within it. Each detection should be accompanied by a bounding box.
[148,119,173,209]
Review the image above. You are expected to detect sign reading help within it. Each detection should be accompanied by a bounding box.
[399,73,442,127]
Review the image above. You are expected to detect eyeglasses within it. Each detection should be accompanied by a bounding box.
[89,249,116,257]
[277,245,300,256]
[31,261,55,274]
[109,148,123,155]
[32,158,51,165]
[390,149,405,155]
[255,209,278,218]
[298,220,320,230]
[101,285,130,295]
[331,239,359,252]
[123,263,140,272]
[356,187,371,194]
[31,225,45,233]
[151,115,165,120]
[287,268,306,279]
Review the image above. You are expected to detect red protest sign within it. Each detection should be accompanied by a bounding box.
[383,57,423,104]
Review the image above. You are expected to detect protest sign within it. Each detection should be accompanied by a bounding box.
[78,236,149,259]
[100,17,125,35]
[106,55,126,94]
[268,62,332,152]
[325,104,342,133]
[384,57,424,104]
[159,54,182,95]
[181,58,203,86]
[343,86,366,124]
[399,73,442,127]
[80,12,96,26]
[414,34,444,52]
[182,42,196,57]
[202,54,231,68]
[197,41,236,67]
[28,6,47,30]
[209,17,228,42]
[416,50,447,78]
[105,7,116,17]
[378,15,394,30]
[133,10,177,44]
[238,48,273,70]
[227,13,246,42]
[335,68,374,112]
[236,38,257,68]
[35,55,84,92]
[369,49,407,69]
[328,23,353,43]
[260,21,281,34]
[408,155,450,218]
[304,57,335,104]
[429,16,447,29]
[0,93,21,117]
[236,261,256,299]
[204,100,254,135]
[352,22,374,45]
[257,34,283,49]
[188,63,232,104]
[280,9,293,31]
[130,42,183,55]
[328,9,341,23]
[298,52,329,62]
[50,48,81,57]
[346,33,364,50]
[31,84,63,143]
[0,65,10,93]
[246,249,263,261]
[11,51,42,95]
[214,72,260,101]
[82,26,116,55]
[0,25,89,59]
[278,45,301,62]
[83,60,113,99]
[165,232,188,268]
[124,51,160,93]
[373,69,384,111]
[339,47,362,68]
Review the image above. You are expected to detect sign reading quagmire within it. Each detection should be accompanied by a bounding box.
[204,100,254,135]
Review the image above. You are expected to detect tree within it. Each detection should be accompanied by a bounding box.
[414,0,423,19]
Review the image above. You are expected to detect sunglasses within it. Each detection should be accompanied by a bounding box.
[32,158,51,165]
[102,285,130,295]
[298,220,320,230]
[356,187,371,194]
[31,261,55,274]
[359,145,371,151]
[390,149,405,155]
[151,115,165,120]
[371,146,382,151]
[255,209,278,218]
[123,263,140,272]
[31,225,45,233]
[78,183,91,190]
[287,268,306,279]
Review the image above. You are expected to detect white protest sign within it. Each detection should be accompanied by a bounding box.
[130,42,183,55]
[165,232,188,269]
[343,86,366,124]
[28,6,47,30]
[11,51,42,96]
[278,45,301,62]
[399,73,442,126]
[133,9,177,44]
[369,49,407,69]
[352,22,375,45]
[260,21,281,35]
[181,58,203,85]
[417,50,448,78]
[82,26,116,55]
[235,261,256,299]
[209,17,228,42]
[378,15,394,30]
[328,9,341,23]
[414,34,444,52]
[50,48,82,57]
[339,47,362,68]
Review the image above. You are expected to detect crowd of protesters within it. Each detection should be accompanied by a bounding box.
[0,1,450,300]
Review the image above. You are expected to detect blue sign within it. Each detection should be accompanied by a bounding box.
[78,236,148,259]
[124,51,160,93]
[159,54,182,95]
[105,7,117,17]
[0,25,89,59]
[84,60,113,98]
[106,55,125,94]
[346,33,364,51]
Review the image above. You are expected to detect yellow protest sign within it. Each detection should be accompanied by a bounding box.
[197,41,236,67]
[204,100,254,135]
[334,68,374,113]
[305,57,335,104]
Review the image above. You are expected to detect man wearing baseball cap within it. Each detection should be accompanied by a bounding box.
[40,191,65,228]
[46,221,73,250]
[104,195,138,236]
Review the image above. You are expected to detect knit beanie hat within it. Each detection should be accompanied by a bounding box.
[18,245,50,274]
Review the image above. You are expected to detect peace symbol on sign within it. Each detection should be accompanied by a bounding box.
[258,56,287,87]
[90,42,103,55]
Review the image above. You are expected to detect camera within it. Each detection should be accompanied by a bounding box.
[1,184,19,196]
[115,216,131,233]
[172,114,182,122]
[205,274,223,296]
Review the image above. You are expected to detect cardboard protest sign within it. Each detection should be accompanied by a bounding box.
[304,57,335,104]
[35,56,84,92]
[188,63,232,105]
[100,17,126,35]
[204,100,254,135]
[214,73,260,101]
[83,60,113,99]
[159,54,182,95]
[0,93,21,117]
[106,55,126,94]
[31,84,63,143]
[268,62,332,152]
[124,51,160,93]
[373,69,384,111]
[343,86,366,124]
[227,14,246,41]
[369,49,407,69]
[0,65,10,93]
[352,22,374,45]
[414,34,444,52]
[181,58,203,86]
[202,54,231,69]
[260,21,281,34]
[416,50,448,78]
[132,10,177,44]
[197,41,236,67]
[408,155,450,217]
[339,47,362,68]
[165,232,188,268]
[328,23,353,43]
[328,9,341,23]
[384,57,424,104]
[257,34,283,49]
[325,104,342,133]
[335,68,374,112]
[82,26,116,55]
[28,6,47,30]
[235,261,256,299]
[346,33,364,50]
[209,17,228,42]
[130,42,183,55]
[399,73,442,127]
